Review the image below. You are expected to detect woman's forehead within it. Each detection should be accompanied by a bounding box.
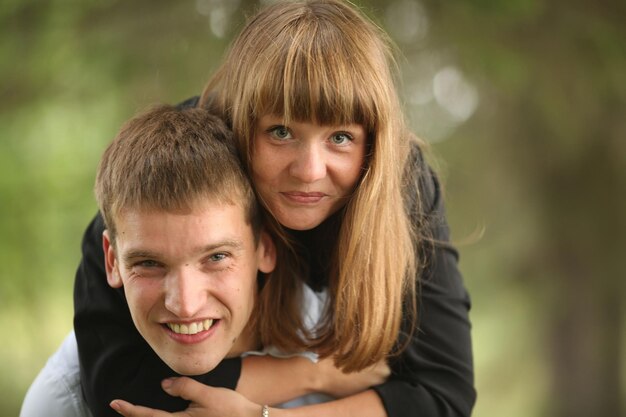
[253,87,373,128]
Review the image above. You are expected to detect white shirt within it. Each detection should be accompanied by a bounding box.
[20,330,93,417]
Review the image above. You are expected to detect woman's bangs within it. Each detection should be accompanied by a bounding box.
[251,65,287,121]
[253,31,378,132]
[285,68,376,131]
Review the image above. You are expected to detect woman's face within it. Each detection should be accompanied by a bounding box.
[252,115,367,230]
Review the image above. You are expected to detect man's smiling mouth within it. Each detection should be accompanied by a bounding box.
[166,319,215,335]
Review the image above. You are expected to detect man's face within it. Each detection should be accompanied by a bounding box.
[103,200,275,375]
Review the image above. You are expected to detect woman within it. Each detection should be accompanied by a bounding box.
[77,1,475,416]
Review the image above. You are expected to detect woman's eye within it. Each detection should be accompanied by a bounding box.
[330,132,352,145]
[268,125,292,140]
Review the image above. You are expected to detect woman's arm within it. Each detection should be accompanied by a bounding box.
[111,377,388,417]
[74,213,242,417]
[237,355,390,406]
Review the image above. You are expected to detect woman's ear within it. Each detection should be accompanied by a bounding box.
[103,230,123,288]
[257,231,277,274]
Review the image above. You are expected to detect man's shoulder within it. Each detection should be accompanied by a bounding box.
[20,331,92,417]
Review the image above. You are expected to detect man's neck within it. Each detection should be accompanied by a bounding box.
[226,320,261,358]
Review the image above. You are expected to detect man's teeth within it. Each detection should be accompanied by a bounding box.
[167,319,214,335]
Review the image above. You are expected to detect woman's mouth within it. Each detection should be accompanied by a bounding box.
[281,191,326,204]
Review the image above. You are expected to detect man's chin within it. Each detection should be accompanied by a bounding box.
[163,357,221,376]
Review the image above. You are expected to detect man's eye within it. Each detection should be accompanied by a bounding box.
[209,253,228,262]
[329,132,352,145]
[136,260,160,268]
[130,260,164,278]
[268,125,292,140]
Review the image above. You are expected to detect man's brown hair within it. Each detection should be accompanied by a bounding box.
[95,105,261,244]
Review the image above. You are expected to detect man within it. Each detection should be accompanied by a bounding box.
[21,105,277,417]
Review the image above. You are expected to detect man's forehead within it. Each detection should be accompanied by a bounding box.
[116,198,244,217]
[112,203,254,254]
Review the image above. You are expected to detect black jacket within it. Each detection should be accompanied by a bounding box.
[74,97,475,417]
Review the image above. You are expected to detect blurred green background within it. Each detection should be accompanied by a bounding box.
[1,0,624,416]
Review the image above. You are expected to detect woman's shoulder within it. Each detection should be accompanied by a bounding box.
[175,96,200,109]
[404,140,441,217]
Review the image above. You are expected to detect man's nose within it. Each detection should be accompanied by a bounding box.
[288,143,327,183]
[164,268,207,318]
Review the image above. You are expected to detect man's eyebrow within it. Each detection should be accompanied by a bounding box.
[122,240,245,263]
[199,239,245,253]
[123,250,160,264]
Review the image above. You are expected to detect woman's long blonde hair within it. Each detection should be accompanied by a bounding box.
[201,0,419,372]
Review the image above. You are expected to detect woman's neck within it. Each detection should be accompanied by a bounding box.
[285,209,344,289]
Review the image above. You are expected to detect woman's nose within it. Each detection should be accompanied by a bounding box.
[288,144,327,183]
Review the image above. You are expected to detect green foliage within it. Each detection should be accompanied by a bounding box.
[1,0,624,416]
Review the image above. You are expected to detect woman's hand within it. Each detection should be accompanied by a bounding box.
[314,357,390,398]
[110,377,263,417]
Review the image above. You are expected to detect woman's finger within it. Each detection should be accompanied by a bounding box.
[159,378,260,417]
[160,377,217,404]
[110,399,177,417]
